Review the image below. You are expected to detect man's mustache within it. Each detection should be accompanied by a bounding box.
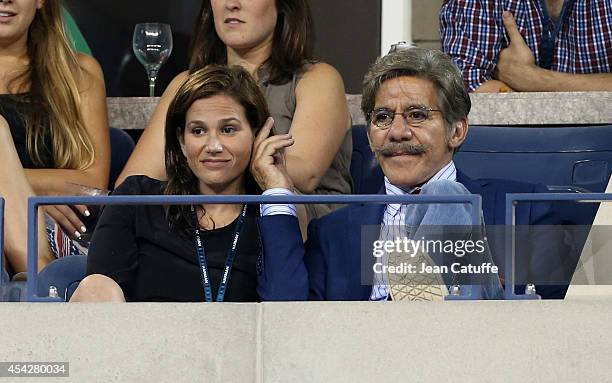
[373,143,428,156]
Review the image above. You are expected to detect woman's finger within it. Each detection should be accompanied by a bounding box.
[44,206,77,239]
[254,133,291,156]
[254,140,294,167]
[73,204,91,218]
[253,117,275,149]
[253,134,293,160]
[46,205,86,239]
[261,137,294,158]
[250,137,295,190]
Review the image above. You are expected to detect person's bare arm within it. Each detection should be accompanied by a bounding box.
[473,79,514,93]
[502,67,612,92]
[495,11,612,91]
[115,71,189,186]
[285,63,350,193]
[25,53,110,194]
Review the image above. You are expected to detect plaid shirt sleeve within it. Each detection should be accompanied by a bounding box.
[440,0,507,92]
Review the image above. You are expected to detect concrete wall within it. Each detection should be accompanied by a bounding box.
[412,0,443,49]
[381,0,412,55]
[2,299,612,382]
[380,0,443,53]
[108,92,612,130]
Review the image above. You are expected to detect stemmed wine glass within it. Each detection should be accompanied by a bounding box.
[132,23,173,97]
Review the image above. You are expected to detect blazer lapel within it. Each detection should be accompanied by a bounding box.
[457,171,496,225]
[347,190,386,300]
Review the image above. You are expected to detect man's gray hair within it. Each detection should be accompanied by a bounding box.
[361,48,471,129]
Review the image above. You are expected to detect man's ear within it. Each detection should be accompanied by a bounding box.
[448,118,469,150]
[366,125,376,152]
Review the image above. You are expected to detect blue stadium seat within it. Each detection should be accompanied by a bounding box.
[37,255,87,301]
[350,125,383,194]
[2,281,27,302]
[350,124,610,226]
[455,125,612,193]
[109,127,135,190]
[1,268,27,302]
[0,269,12,301]
[455,125,612,226]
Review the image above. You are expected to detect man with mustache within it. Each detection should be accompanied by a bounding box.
[252,48,570,301]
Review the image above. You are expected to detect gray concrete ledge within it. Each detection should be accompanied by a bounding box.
[107,97,159,131]
[107,92,612,130]
[1,300,611,382]
[469,91,612,125]
[0,303,260,382]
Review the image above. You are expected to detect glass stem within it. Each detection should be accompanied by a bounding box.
[148,69,158,97]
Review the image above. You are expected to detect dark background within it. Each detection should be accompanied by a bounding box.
[64,0,381,96]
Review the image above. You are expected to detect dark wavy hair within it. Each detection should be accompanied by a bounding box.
[164,65,270,229]
[361,48,471,131]
[188,0,314,84]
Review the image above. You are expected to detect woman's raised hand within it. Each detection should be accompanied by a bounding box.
[250,117,295,191]
[43,204,89,240]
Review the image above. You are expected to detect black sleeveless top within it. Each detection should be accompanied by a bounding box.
[87,175,262,302]
[0,93,54,168]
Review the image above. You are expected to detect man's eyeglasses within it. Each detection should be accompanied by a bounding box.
[369,107,441,129]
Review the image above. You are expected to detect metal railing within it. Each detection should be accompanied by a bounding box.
[0,198,5,286]
[505,192,611,299]
[26,194,482,302]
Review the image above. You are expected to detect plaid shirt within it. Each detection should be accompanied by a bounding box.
[440,0,612,91]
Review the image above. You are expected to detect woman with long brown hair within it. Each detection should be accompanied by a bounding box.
[118,0,352,227]
[72,65,280,302]
[0,0,109,272]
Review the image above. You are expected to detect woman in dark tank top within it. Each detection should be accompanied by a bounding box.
[0,94,54,169]
[0,0,109,274]
[117,0,353,233]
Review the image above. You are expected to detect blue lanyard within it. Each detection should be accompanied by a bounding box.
[191,204,248,302]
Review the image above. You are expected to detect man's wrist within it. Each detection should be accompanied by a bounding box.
[263,188,295,196]
[261,188,298,217]
[534,68,562,92]
[515,65,550,91]
[474,79,513,93]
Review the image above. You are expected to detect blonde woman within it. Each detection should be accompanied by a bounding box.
[0,0,109,273]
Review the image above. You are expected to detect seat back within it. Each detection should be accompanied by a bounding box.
[109,127,136,190]
[455,125,612,227]
[350,125,383,194]
[2,281,27,302]
[350,124,610,226]
[455,125,612,193]
[1,198,7,296]
[37,255,87,301]
[1,269,10,301]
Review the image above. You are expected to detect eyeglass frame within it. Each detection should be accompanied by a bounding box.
[368,107,442,129]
